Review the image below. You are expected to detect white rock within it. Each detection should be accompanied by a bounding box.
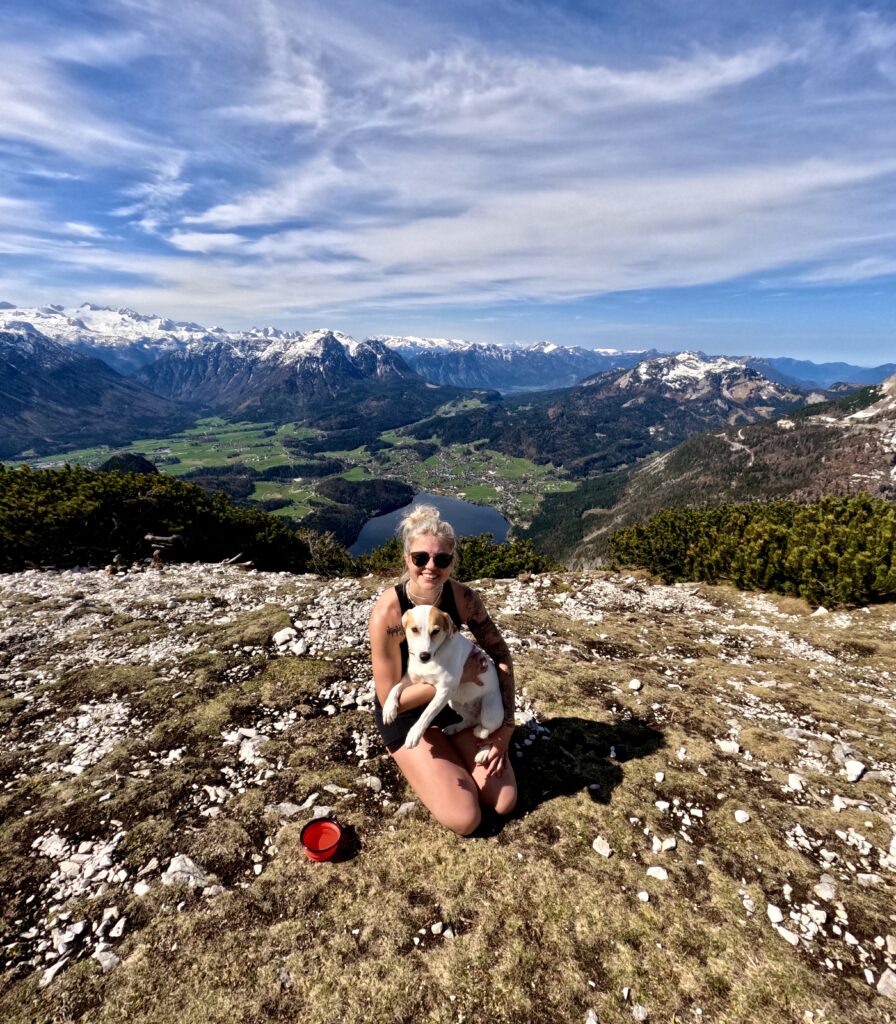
[734,810,751,824]
[272,627,297,646]
[878,969,896,1001]
[431,922,444,935]
[654,772,664,783]
[774,925,800,946]
[396,801,418,818]
[92,950,120,973]
[715,739,740,755]
[646,866,668,881]
[857,873,883,887]
[109,916,126,939]
[592,836,613,858]
[357,775,383,793]
[832,795,848,812]
[628,679,642,692]
[637,891,650,902]
[812,605,829,616]
[161,855,209,888]
[632,1004,649,1022]
[585,1010,600,1024]
[289,638,308,656]
[39,957,68,988]
[844,759,866,783]
[661,837,677,852]
[133,880,151,897]
[655,801,670,812]
[323,783,350,796]
[787,773,804,792]
[309,805,333,819]
[767,904,784,924]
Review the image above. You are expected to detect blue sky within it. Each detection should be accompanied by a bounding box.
[1,0,895,362]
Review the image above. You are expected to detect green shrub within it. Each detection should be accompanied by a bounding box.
[0,464,352,574]
[610,494,896,607]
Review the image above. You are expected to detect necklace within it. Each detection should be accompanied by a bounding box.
[406,581,444,607]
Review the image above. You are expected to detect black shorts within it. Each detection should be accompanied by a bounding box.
[373,696,463,754]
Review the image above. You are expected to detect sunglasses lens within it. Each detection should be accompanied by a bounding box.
[410,552,453,568]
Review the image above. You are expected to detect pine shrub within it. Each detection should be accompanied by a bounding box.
[609,494,896,607]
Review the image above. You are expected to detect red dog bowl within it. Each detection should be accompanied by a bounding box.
[300,818,343,862]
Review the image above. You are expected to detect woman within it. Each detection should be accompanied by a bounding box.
[369,505,517,835]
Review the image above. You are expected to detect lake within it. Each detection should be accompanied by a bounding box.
[349,492,510,555]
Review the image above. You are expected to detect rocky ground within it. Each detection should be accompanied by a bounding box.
[1,564,895,1023]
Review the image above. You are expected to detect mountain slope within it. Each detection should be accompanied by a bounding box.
[752,356,896,389]
[378,334,655,391]
[524,375,896,565]
[0,327,192,458]
[136,330,460,429]
[405,351,817,476]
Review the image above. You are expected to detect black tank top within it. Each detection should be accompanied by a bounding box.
[396,581,463,675]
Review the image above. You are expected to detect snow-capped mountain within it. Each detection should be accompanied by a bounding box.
[581,351,822,411]
[0,303,224,374]
[0,326,190,458]
[0,306,467,447]
[375,334,654,391]
[135,328,422,424]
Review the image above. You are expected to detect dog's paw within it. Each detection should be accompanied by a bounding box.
[441,722,464,736]
[474,747,492,765]
[404,725,423,749]
[472,725,491,739]
[381,698,399,726]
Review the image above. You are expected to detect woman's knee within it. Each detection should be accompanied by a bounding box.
[493,785,517,817]
[436,801,481,836]
[481,780,517,817]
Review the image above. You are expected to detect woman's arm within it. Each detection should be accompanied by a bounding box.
[369,600,435,711]
[457,584,515,728]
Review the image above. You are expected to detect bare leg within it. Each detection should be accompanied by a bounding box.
[390,727,482,835]
[447,727,518,816]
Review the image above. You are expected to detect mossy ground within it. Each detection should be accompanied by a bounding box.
[1,570,894,1023]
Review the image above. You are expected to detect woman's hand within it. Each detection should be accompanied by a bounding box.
[460,646,488,685]
[475,722,515,778]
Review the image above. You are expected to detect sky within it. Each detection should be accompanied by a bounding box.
[1,0,895,363]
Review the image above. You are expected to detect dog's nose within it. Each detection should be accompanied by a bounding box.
[418,652,431,663]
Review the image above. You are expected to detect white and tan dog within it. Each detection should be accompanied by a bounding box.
[381,604,504,760]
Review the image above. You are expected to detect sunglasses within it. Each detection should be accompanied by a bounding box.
[409,551,454,569]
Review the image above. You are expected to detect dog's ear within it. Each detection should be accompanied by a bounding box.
[401,609,414,632]
[430,607,456,638]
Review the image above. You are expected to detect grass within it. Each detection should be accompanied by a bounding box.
[2,568,895,1022]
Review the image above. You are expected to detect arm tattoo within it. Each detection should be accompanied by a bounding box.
[464,588,515,728]
[386,624,404,637]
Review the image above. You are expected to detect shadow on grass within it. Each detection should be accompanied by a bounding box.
[330,821,363,863]
[514,715,666,817]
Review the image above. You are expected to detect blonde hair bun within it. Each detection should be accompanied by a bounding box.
[397,503,456,553]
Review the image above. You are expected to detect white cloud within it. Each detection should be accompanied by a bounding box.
[167,231,246,253]
[798,255,896,284]
[64,222,104,238]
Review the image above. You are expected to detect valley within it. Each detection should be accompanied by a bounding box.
[21,413,576,537]
[3,302,895,562]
